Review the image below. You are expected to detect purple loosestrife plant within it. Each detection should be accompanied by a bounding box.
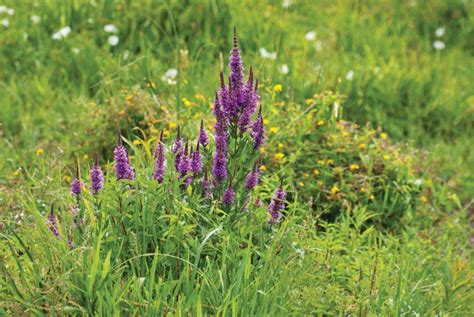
[178,143,192,186]
[90,154,104,194]
[70,162,82,196]
[245,162,260,190]
[70,178,82,196]
[114,139,135,181]
[173,126,184,171]
[153,131,166,183]
[267,182,287,224]
[47,204,60,238]
[222,184,235,205]
[198,120,209,147]
[191,141,202,173]
[252,106,265,150]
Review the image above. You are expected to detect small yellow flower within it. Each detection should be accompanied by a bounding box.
[334,167,344,175]
[369,194,375,201]
[278,143,284,149]
[274,153,285,161]
[259,147,266,154]
[358,143,366,150]
[270,107,278,114]
[341,131,350,137]
[126,95,134,103]
[420,195,428,203]
[313,169,320,176]
[150,127,159,134]
[305,98,315,105]
[273,84,283,92]
[350,163,360,171]
[168,122,178,129]
[133,139,141,145]
[260,165,267,172]
[195,93,205,101]
[13,169,21,176]
[299,181,305,187]
[147,82,156,89]
[317,160,325,165]
[263,119,270,125]
[383,154,390,161]
[360,187,366,193]
[36,148,44,156]
[162,130,170,138]
[330,185,339,195]
[269,127,278,133]
[83,154,89,160]
[209,102,214,109]
[63,175,72,183]
[327,159,334,165]
[303,173,310,178]
[182,98,192,107]
[317,120,324,126]
[118,109,126,116]
[381,133,388,140]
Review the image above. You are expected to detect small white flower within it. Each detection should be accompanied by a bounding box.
[305,31,316,41]
[107,35,119,46]
[104,24,118,33]
[435,26,445,37]
[0,6,6,13]
[282,0,292,8]
[345,70,354,81]
[161,68,178,85]
[433,40,445,50]
[414,179,423,186]
[52,26,71,40]
[6,8,14,15]
[87,18,94,24]
[259,48,277,60]
[280,64,289,74]
[31,15,40,24]
[315,40,323,51]
[1,18,9,27]
[72,47,80,54]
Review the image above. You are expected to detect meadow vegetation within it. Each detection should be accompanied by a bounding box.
[0,0,473,315]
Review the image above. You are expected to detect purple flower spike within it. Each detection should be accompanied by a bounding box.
[252,106,265,150]
[114,138,135,181]
[47,204,60,239]
[178,143,192,186]
[172,126,183,154]
[198,120,209,147]
[212,152,228,184]
[70,162,82,196]
[245,162,260,190]
[267,181,286,224]
[90,154,104,194]
[191,141,202,173]
[70,178,82,196]
[153,131,166,183]
[173,126,184,171]
[222,184,235,205]
[229,27,245,94]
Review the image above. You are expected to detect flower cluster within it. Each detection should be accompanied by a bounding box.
[60,30,287,238]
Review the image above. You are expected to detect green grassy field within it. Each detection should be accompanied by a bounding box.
[1,0,473,315]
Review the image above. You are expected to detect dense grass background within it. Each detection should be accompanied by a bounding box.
[0,0,473,315]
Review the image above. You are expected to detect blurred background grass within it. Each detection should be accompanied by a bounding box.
[0,0,472,197]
